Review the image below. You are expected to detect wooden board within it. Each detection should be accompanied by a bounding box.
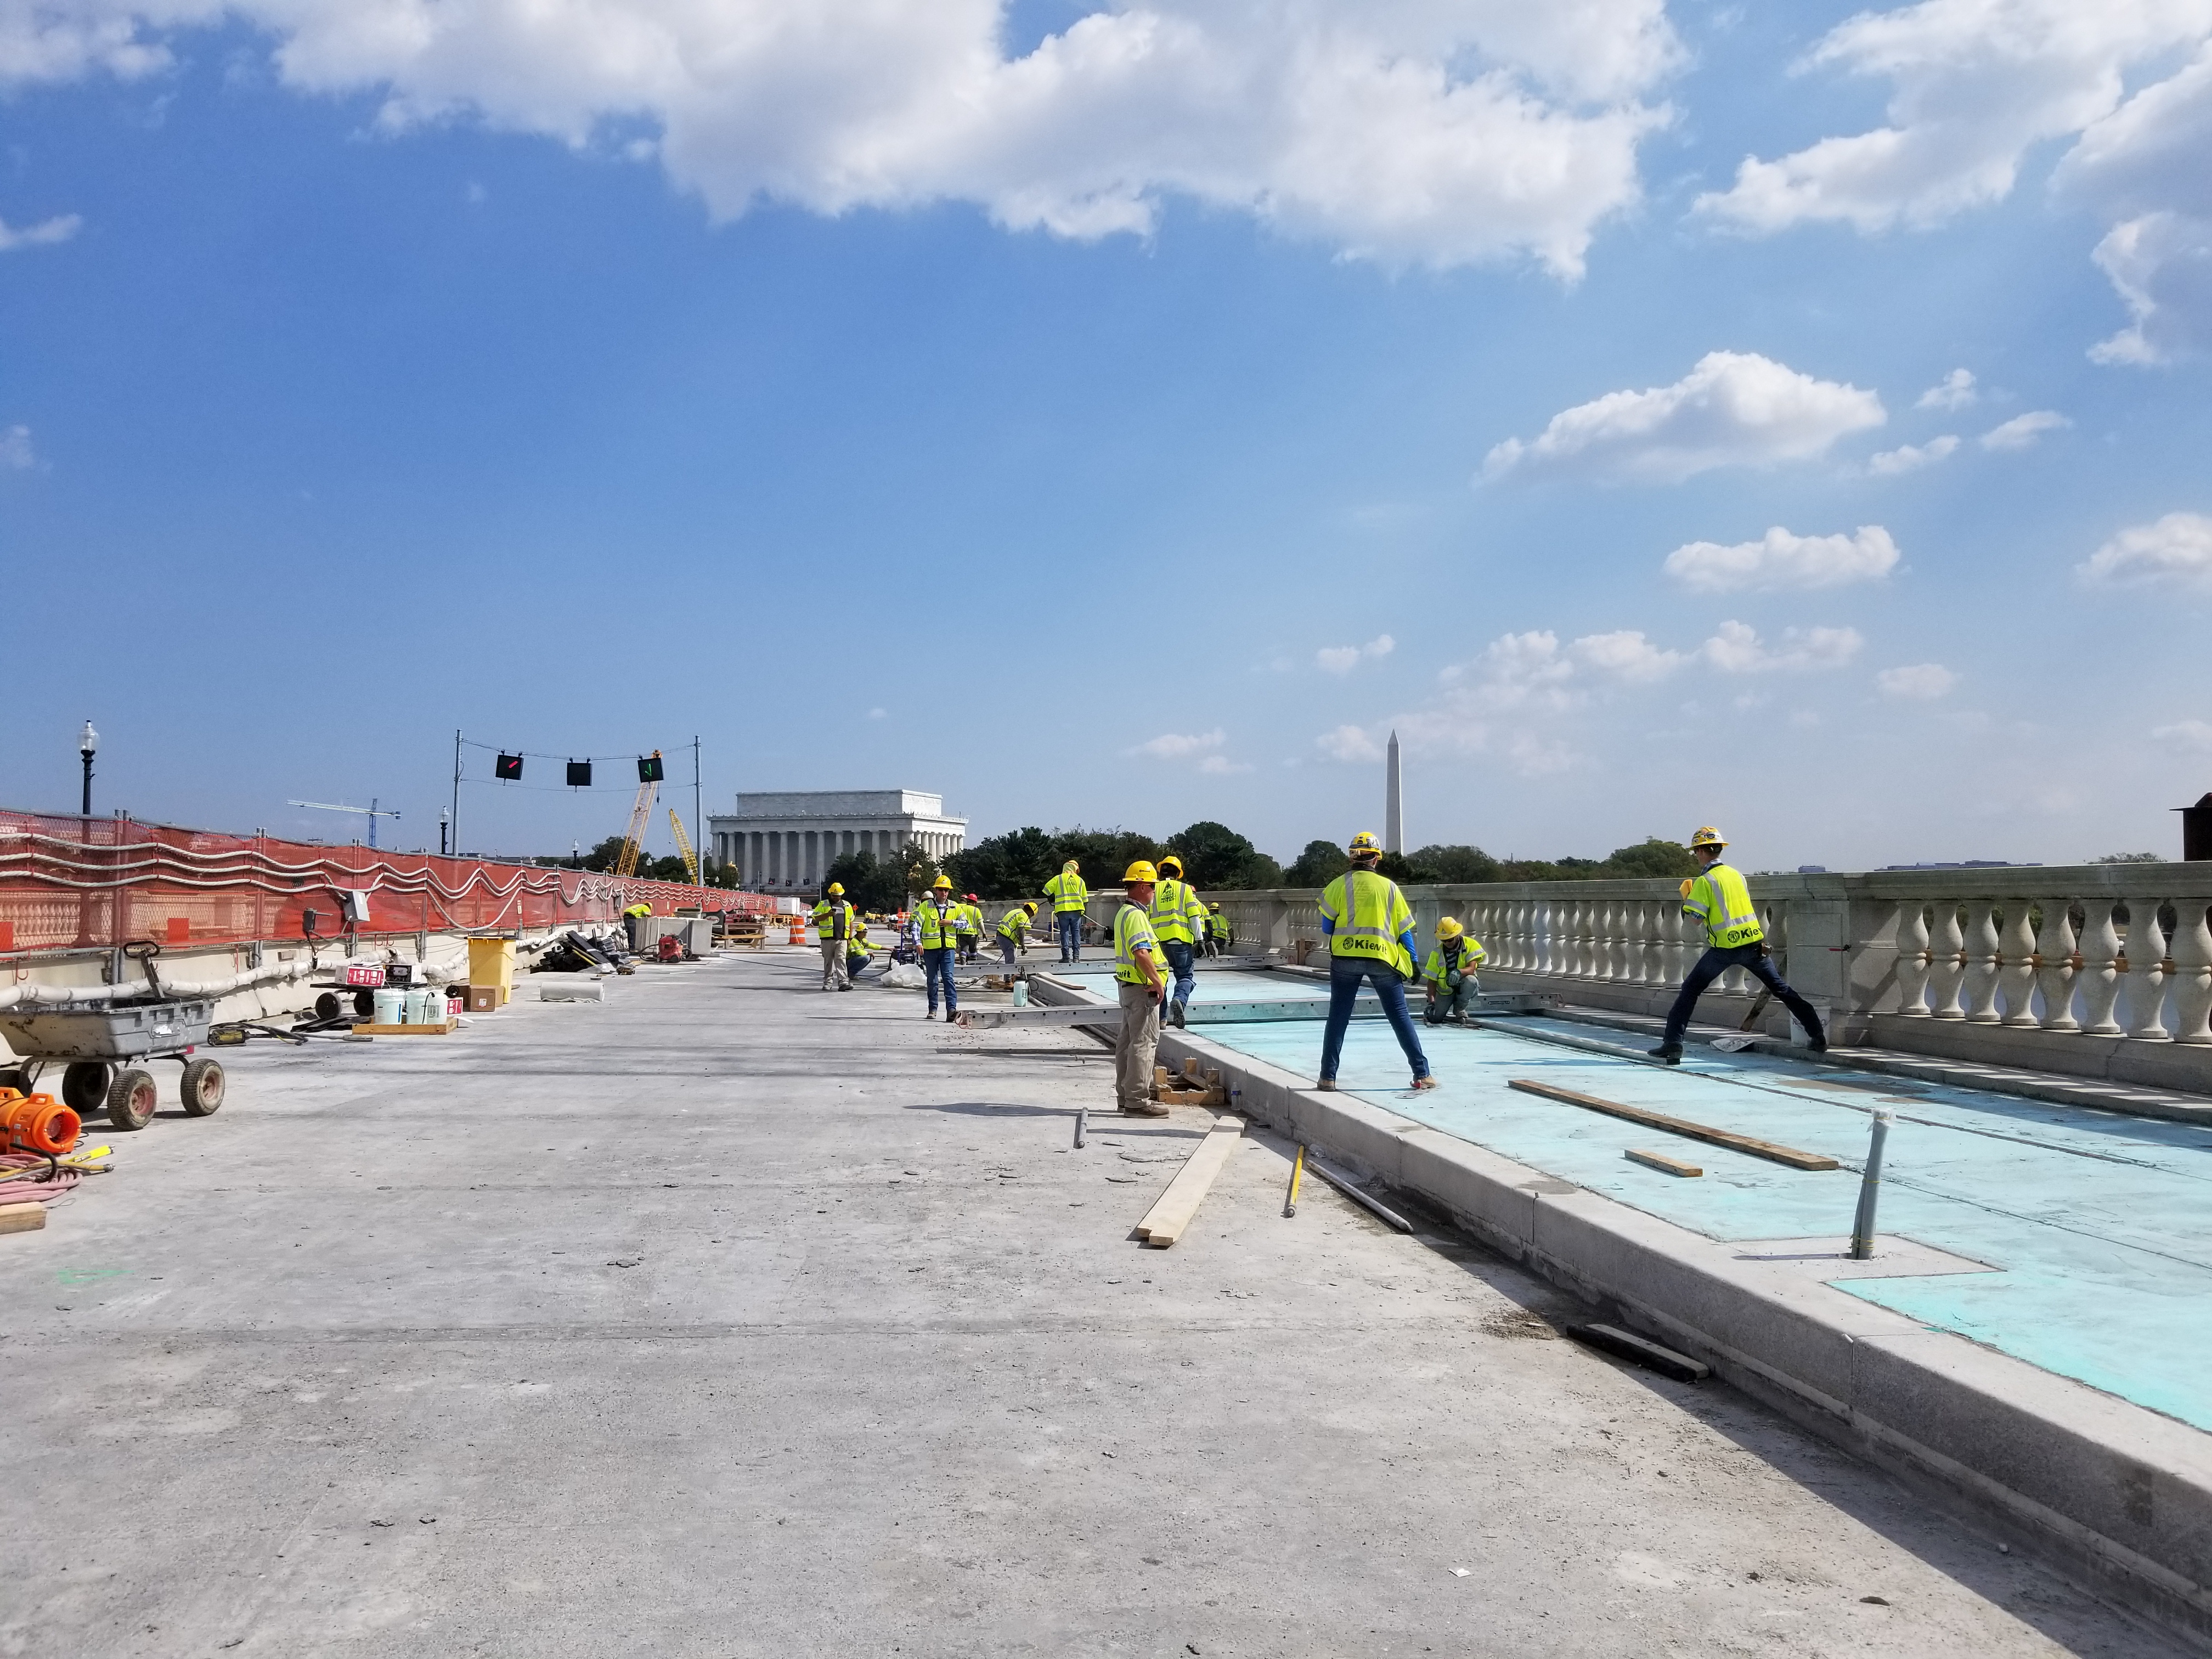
[1625,1147,1703,1178]
[349,1022,457,1036]
[1133,1118,1245,1248]
[0,1202,47,1234]
[1508,1079,1838,1171]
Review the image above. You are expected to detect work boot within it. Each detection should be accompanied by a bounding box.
[945,1009,958,1023]
[1168,1000,1186,1029]
[1314,1079,1339,1092]
[1121,1099,1170,1118]
[1412,1075,1439,1091]
[1647,1045,1682,1065]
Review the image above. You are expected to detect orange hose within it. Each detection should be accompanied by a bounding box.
[0,1090,81,1158]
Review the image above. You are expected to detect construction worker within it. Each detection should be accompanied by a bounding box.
[955,894,983,963]
[847,917,873,983]
[1205,902,1231,958]
[916,874,962,1021]
[1651,827,1826,1064]
[1148,855,1203,1028]
[997,900,1038,964]
[1423,916,1487,1025]
[1043,860,1087,963]
[1113,862,1170,1116]
[811,883,857,991]
[1316,831,1435,1092]
[621,900,653,952]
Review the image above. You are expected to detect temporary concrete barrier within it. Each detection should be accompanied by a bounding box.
[538,979,605,1002]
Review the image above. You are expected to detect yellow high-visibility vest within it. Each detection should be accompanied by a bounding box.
[1683,862,1765,949]
[811,899,854,942]
[954,903,980,935]
[1044,871,1088,913]
[998,907,1030,940]
[1423,934,1487,985]
[1113,903,1162,986]
[1149,877,1197,945]
[916,900,961,951]
[1318,867,1415,979]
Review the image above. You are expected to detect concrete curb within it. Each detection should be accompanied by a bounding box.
[1023,976,2212,1646]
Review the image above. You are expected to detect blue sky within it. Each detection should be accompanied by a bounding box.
[3,0,2208,871]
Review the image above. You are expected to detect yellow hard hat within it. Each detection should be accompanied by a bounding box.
[1348,831,1381,856]
[1158,854,1183,876]
[1063,860,1079,872]
[932,874,953,890]
[1123,860,1158,884]
[1210,901,1222,911]
[1436,916,1464,938]
[1025,900,1038,912]
[826,882,844,896]
[1689,826,1726,849]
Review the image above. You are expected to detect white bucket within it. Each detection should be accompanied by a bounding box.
[371,989,405,1025]
[1011,981,1029,1006]
[406,988,436,1024]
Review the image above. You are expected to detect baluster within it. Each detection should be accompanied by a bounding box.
[1558,900,1578,978]
[2168,901,2212,1046]
[1961,903,2004,1023]
[1596,900,1620,981]
[2034,901,2078,1032]
[2125,895,2170,1041]
[1894,902,1931,1016]
[1626,900,1651,985]
[1514,900,1531,972]
[1995,905,2039,1026]
[1582,900,1602,980]
[1533,900,1553,975]
[2075,900,2124,1035]
[1925,902,1967,1019]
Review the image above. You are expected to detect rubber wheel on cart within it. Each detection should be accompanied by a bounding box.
[353,989,376,1019]
[61,1062,113,1114]
[0,1068,30,1096]
[178,1058,225,1117]
[315,991,343,1022]
[106,1067,160,1131]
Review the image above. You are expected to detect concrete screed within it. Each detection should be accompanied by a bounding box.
[0,950,2188,1658]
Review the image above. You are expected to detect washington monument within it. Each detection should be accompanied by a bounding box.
[1385,730,1403,854]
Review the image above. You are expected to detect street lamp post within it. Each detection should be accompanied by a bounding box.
[439,808,450,857]
[78,721,98,816]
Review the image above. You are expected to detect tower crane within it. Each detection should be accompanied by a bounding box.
[614,752,663,878]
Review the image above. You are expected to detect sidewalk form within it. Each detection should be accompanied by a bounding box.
[1030,971,2212,1647]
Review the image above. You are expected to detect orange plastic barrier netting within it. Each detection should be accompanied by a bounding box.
[0,809,775,954]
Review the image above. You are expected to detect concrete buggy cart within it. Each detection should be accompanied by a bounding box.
[0,944,225,1131]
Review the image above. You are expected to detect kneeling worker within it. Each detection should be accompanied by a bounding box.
[1423,916,1486,1025]
[1651,826,1826,1064]
[1113,862,1170,1117]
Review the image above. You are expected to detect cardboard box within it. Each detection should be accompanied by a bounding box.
[466,985,500,1013]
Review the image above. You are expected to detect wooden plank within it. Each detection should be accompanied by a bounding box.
[349,1023,456,1036]
[1133,1118,1245,1248]
[0,1201,47,1235]
[1508,1079,1838,1171]
[1624,1148,1703,1178]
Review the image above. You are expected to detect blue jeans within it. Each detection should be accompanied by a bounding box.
[1319,956,1430,1083]
[1161,939,1196,1007]
[1000,935,1019,964]
[1662,944,1823,1050]
[924,947,957,1014]
[1056,913,1082,961]
[1425,973,1479,1022]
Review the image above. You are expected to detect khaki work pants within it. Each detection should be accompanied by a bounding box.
[820,938,849,989]
[1115,980,1161,1110]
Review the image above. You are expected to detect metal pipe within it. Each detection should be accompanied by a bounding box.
[1072,1106,1087,1149]
[1849,1110,1894,1260]
[1284,1143,1306,1217]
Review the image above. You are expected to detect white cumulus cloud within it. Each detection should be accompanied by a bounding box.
[2079,511,2212,588]
[2087,211,2212,363]
[1876,662,1960,699]
[1692,0,2212,235]
[1316,724,1385,763]
[1869,435,1960,474]
[1481,351,1884,485]
[0,213,82,250]
[1916,368,1977,410]
[1571,629,1686,681]
[1130,727,1226,760]
[1979,409,2070,450]
[0,426,35,469]
[1701,620,1865,674]
[1316,633,1395,674]
[0,0,1686,276]
[1663,524,1899,592]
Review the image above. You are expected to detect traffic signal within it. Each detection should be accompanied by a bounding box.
[566,760,592,787]
[638,753,664,783]
[495,753,523,781]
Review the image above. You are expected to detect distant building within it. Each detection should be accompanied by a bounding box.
[1384,731,1403,854]
[708,789,967,893]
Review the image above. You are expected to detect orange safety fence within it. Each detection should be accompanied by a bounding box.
[0,809,777,955]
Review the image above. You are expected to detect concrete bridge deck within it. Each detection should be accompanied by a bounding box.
[0,948,2190,1656]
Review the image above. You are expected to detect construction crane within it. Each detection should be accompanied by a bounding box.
[668,808,698,885]
[289,797,402,849]
[614,753,662,878]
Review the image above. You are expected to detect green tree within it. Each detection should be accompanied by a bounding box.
[825,845,937,913]
[1166,821,1283,890]
[1284,839,1347,888]
[1406,844,1501,884]
[1601,838,1700,879]
[944,826,1063,899]
[2093,851,2164,864]
[577,834,628,873]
